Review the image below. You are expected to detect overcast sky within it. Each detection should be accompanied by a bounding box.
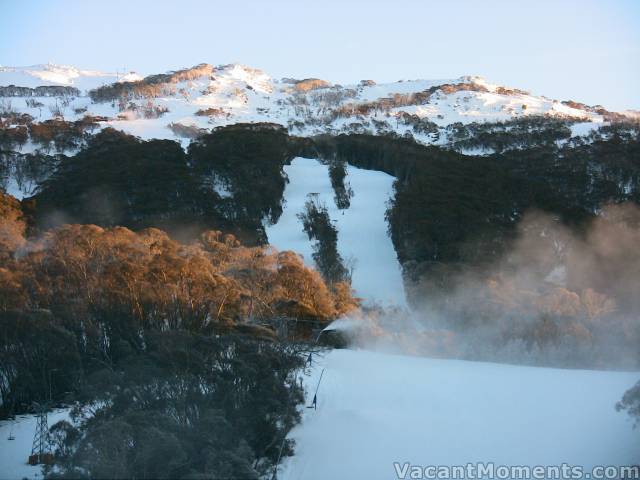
[1,0,638,110]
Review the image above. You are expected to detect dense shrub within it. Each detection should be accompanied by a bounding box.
[0,125,29,149]
[0,196,356,416]
[308,132,639,276]
[0,212,346,476]
[32,128,225,233]
[47,331,304,479]
[445,116,575,152]
[0,224,351,335]
[28,117,99,150]
[189,123,297,242]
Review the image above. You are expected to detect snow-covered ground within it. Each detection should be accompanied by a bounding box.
[265,157,406,307]
[570,121,605,138]
[279,349,640,480]
[0,409,70,480]
[1,173,38,200]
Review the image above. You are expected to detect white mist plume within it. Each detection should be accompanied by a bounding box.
[332,203,640,370]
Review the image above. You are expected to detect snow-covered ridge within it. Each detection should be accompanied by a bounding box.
[0,62,631,149]
[0,63,142,93]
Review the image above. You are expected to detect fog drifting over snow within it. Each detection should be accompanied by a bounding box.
[330,203,640,371]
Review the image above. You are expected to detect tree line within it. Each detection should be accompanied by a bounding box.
[0,190,357,411]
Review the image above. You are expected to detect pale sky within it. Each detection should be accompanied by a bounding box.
[1,0,638,111]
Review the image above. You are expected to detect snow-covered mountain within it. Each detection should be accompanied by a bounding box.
[1,63,638,480]
[0,62,626,148]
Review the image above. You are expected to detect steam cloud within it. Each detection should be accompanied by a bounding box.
[335,203,640,370]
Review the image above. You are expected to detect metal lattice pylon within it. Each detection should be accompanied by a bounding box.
[30,402,51,461]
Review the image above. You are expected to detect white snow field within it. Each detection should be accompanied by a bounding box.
[265,157,406,307]
[0,409,70,480]
[279,349,640,480]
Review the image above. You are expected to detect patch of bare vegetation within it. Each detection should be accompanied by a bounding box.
[167,122,206,139]
[293,78,331,92]
[329,82,490,120]
[89,64,214,102]
[561,99,629,122]
[28,116,99,150]
[195,107,229,117]
[495,86,530,96]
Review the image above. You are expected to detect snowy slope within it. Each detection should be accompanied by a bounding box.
[265,157,406,306]
[279,349,639,480]
[1,62,622,151]
[0,409,70,480]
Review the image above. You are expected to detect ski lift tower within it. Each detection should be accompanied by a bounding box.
[28,402,53,465]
